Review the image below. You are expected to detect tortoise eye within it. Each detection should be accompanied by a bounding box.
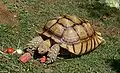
[41,51,44,52]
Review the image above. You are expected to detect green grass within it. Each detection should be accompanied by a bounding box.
[0,0,120,73]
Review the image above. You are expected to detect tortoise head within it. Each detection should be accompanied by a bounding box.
[38,39,51,55]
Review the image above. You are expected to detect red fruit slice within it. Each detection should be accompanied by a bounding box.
[19,52,31,63]
[7,48,14,53]
[40,56,46,63]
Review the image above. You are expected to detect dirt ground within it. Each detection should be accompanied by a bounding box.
[0,0,120,36]
[0,1,19,26]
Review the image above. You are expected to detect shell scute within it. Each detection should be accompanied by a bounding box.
[67,45,74,53]
[86,39,92,52]
[82,22,94,37]
[81,42,87,54]
[58,18,74,27]
[74,43,82,55]
[74,25,88,40]
[45,19,57,29]
[50,23,65,37]
[62,27,79,44]
[65,14,81,24]
[41,14,104,55]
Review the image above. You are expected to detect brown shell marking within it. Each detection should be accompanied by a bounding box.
[50,23,65,37]
[74,25,88,40]
[66,32,103,55]
[58,18,74,27]
[44,15,95,44]
[41,15,104,55]
[65,14,82,24]
[82,22,94,37]
[62,27,79,43]
[45,19,57,29]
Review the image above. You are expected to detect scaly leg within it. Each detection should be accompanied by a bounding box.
[46,44,60,64]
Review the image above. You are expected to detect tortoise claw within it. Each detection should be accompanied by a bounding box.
[45,57,54,64]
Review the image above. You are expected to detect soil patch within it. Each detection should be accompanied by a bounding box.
[0,1,19,26]
[93,20,120,37]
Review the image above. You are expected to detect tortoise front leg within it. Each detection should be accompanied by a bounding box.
[46,44,60,64]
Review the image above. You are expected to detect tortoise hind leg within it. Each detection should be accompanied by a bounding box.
[46,44,60,64]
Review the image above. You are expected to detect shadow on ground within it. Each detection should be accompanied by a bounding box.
[106,59,120,73]
[81,1,120,20]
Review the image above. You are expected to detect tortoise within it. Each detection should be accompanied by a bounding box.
[25,14,105,64]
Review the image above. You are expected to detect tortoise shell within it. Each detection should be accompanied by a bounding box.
[40,14,104,55]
